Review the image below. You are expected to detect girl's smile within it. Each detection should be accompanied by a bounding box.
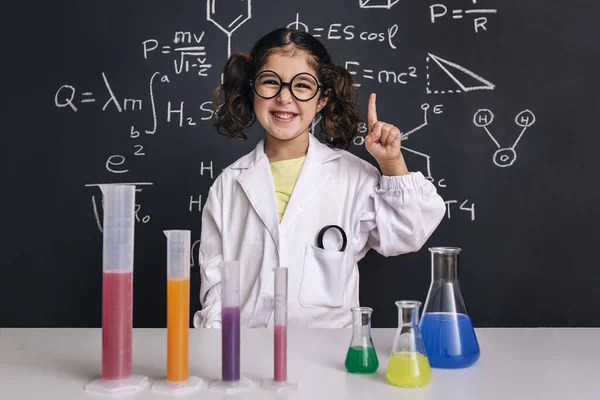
[270,110,299,123]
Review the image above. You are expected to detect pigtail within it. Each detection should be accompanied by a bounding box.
[212,51,255,139]
[318,65,363,149]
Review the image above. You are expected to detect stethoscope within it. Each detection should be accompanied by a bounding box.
[317,225,347,252]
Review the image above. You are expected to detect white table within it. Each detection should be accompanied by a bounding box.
[1,328,599,399]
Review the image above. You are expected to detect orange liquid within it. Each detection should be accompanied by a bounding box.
[167,279,190,382]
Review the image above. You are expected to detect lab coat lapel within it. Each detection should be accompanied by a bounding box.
[280,135,339,230]
[236,141,280,251]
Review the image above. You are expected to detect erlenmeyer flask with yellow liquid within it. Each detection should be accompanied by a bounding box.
[386,301,432,388]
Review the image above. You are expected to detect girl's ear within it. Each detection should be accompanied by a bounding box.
[316,89,331,113]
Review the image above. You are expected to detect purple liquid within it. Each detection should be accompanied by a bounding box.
[222,307,240,381]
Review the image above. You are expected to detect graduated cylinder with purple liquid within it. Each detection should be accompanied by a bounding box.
[222,307,240,381]
[221,261,241,382]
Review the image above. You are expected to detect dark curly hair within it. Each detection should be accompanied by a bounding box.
[212,28,362,149]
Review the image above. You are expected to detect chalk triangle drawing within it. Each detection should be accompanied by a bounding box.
[359,0,400,9]
[427,53,495,92]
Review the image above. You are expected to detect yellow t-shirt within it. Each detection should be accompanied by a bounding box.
[269,156,306,223]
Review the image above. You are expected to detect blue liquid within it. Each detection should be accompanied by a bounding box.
[419,313,480,368]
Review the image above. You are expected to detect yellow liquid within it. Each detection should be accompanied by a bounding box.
[386,353,432,388]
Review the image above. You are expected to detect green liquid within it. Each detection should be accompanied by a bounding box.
[344,346,379,374]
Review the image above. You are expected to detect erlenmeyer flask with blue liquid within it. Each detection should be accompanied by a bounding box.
[419,247,480,368]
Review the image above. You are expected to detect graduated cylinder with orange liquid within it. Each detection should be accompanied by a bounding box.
[167,278,190,381]
[151,230,204,395]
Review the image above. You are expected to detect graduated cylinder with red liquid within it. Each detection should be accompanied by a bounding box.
[151,230,204,395]
[262,267,297,393]
[85,184,148,396]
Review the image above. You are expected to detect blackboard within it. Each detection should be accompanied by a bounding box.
[3,0,599,328]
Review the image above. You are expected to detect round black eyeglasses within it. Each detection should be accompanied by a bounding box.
[250,70,323,101]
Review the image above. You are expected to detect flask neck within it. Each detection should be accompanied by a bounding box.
[392,301,426,355]
[396,301,420,328]
[350,308,373,346]
[432,252,459,281]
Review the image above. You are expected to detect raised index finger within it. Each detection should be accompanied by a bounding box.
[368,93,378,131]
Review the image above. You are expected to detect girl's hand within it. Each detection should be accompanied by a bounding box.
[364,93,409,176]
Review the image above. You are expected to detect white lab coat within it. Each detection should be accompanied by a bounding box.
[193,134,446,328]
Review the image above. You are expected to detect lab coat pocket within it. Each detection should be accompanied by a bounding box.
[299,245,350,309]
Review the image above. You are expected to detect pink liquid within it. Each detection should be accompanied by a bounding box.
[102,271,133,380]
[274,325,287,381]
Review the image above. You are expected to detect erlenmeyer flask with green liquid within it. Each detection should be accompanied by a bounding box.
[344,307,379,374]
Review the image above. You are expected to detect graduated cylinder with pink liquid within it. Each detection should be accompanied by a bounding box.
[85,184,148,396]
[262,267,297,393]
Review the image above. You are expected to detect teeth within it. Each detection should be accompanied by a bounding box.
[273,112,295,120]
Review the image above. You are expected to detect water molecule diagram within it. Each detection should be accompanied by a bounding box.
[473,109,536,167]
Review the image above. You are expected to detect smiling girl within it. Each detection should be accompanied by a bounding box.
[194,28,445,328]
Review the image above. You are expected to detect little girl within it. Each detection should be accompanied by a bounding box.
[193,28,445,328]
